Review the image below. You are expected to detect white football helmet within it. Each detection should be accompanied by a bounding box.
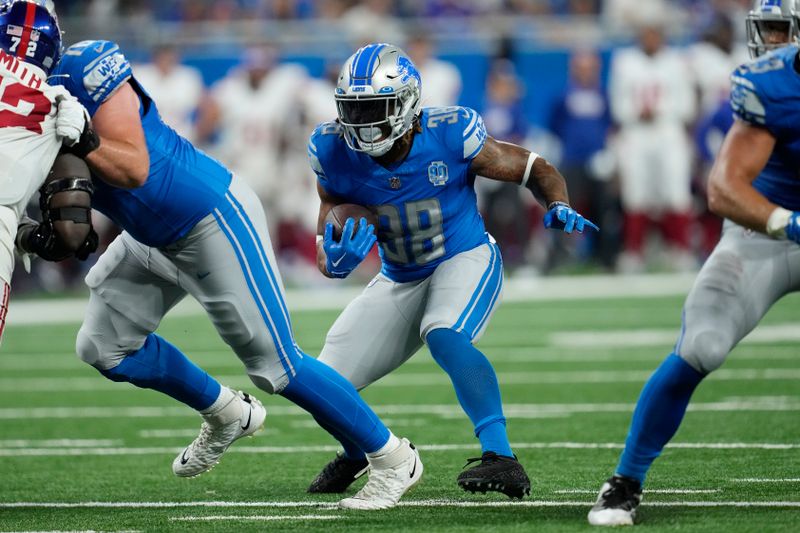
[335,43,422,157]
[746,0,800,57]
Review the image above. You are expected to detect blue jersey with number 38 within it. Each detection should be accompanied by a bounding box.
[309,106,490,282]
[730,45,800,211]
[51,40,232,247]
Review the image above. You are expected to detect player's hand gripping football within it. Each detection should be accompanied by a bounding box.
[323,217,377,278]
[543,202,599,234]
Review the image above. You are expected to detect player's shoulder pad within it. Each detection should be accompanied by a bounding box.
[729,46,796,127]
[308,121,345,180]
[51,40,132,116]
[422,106,487,161]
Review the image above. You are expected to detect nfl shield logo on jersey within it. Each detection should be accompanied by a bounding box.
[389,176,402,189]
[428,161,449,187]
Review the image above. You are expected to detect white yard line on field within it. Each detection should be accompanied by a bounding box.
[2,499,800,509]
[2,367,799,393]
[2,398,799,420]
[0,439,123,448]
[5,273,698,326]
[0,441,798,458]
[169,514,341,522]
[550,324,800,348]
[730,478,800,483]
[554,489,721,494]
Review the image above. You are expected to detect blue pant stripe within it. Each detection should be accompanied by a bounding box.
[225,192,292,329]
[213,208,296,376]
[674,309,687,355]
[454,244,498,333]
[470,244,504,338]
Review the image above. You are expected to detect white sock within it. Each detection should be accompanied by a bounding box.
[367,433,401,459]
[199,387,239,426]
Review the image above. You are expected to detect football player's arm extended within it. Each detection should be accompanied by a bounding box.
[84,83,149,189]
[469,136,569,206]
[315,182,339,278]
[707,120,777,233]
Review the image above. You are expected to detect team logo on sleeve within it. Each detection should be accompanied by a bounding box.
[428,161,449,187]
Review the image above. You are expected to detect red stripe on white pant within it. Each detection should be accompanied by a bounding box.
[0,282,10,341]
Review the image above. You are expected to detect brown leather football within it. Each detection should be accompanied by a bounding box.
[325,204,378,241]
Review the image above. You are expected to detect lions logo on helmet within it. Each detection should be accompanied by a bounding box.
[746,0,800,57]
[335,43,422,157]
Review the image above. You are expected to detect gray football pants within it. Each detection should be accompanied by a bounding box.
[319,241,503,390]
[75,176,302,394]
[676,221,800,374]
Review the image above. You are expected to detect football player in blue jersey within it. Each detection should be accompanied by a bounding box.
[49,39,423,510]
[588,0,800,526]
[306,43,598,499]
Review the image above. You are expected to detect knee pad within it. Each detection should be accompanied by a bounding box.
[678,329,732,374]
[244,351,298,395]
[75,324,134,370]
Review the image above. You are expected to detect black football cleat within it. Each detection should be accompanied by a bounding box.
[307,452,369,494]
[457,452,531,499]
[587,475,643,526]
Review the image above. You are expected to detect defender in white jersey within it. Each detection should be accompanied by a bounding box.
[0,0,94,341]
[307,44,597,499]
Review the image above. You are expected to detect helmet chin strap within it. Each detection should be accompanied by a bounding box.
[363,140,393,157]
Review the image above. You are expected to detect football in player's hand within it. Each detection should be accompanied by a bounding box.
[325,204,378,241]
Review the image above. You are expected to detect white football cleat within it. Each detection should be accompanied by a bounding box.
[587,475,642,526]
[339,438,422,510]
[172,390,266,478]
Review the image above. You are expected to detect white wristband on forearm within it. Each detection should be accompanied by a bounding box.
[520,152,539,189]
[766,207,793,239]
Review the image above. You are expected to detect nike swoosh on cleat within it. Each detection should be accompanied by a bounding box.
[180,449,190,465]
[241,407,252,431]
[409,456,417,479]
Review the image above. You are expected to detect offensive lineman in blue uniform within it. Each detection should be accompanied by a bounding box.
[588,0,800,526]
[51,39,423,510]
[307,44,597,499]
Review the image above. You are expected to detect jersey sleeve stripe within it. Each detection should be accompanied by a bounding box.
[463,113,487,160]
[465,138,486,160]
[462,110,479,139]
[82,45,120,74]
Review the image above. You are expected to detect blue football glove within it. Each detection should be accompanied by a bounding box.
[323,217,377,279]
[787,212,800,244]
[543,202,599,234]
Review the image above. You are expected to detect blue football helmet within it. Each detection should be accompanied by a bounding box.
[0,0,62,74]
[746,0,800,57]
[335,43,422,157]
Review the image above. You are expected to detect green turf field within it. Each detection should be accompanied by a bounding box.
[1,292,798,532]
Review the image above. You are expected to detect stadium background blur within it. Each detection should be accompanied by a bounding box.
[14,0,756,294]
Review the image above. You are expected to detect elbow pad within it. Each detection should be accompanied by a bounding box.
[25,154,98,262]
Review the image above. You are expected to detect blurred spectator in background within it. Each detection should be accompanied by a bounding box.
[341,0,405,44]
[550,50,617,269]
[407,33,462,107]
[686,11,747,115]
[135,45,205,142]
[610,17,696,273]
[478,59,532,270]
[197,46,308,242]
